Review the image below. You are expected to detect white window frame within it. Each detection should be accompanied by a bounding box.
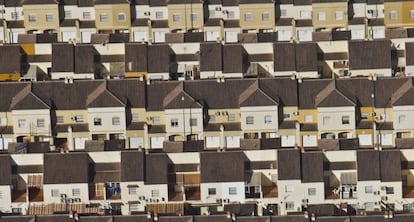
[132,114,139,122]
[28,14,36,22]
[173,13,181,22]
[18,119,26,128]
[56,116,64,124]
[45,14,53,22]
[11,11,18,20]
[228,114,235,122]
[72,188,80,196]
[128,187,137,195]
[112,117,120,126]
[190,118,197,127]
[335,11,343,20]
[262,12,270,21]
[65,10,72,19]
[308,187,316,196]
[410,10,414,19]
[94,117,102,126]
[37,119,45,128]
[342,116,350,125]
[399,115,406,124]
[51,189,59,197]
[191,13,198,21]
[285,185,294,192]
[83,11,91,20]
[323,116,331,126]
[118,13,126,21]
[280,9,287,17]
[244,13,253,22]
[227,11,235,19]
[264,115,272,124]
[365,186,373,194]
[151,189,160,197]
[304,115,313,123]
[100,13,109,22]
[317,12,326,21]
[246,116,254,125]
[155,11,163,19]
[171,118,179,127]
[389,10,397,20]
[229,187,237,195]
[208,188,216,195]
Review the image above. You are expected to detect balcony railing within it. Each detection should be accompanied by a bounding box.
[163,140,204,152]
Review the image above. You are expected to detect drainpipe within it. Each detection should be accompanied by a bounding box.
[67,126,74,151]
[144,123,149,149]
[220,124,225,150]
[295,121,301,148]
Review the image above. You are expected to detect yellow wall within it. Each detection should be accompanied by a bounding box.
[374,108,394,122]
[239,3,275,30]
[23,4,60,32]
[0,74,20,81]
[298,109,317,124]
[95,4,131,31]
[147,111,165,125]
[168,4,204,31]
[312,2,348,29]
[402,1,414,27]
[384,2,403,27]
[360,107,375,121]
[124,72,147,78]
[55,110,88,124]
[20,44,35,55]
[207,109,240,124]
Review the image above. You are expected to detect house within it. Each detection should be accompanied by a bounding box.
[22,0,61,38]
[94,0,131,35]
[239,0,275,33]
[311,0,348,31]
[167,0,204,32]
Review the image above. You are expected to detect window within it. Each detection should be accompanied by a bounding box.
[83,11,91,20]
[285,185,294,192]
[65,10,72,19]
[37,119,45,128]
[156,11,163,19]
[280,9,287,17]
[317,12,326,21]
[244,13,252,21]
[283,113,291,119]
[410,10,414,19]
[153,116,160,124]
[74,115,84,122]
[132,114,139,122]
[94,117,102,126]
[100,13,108,22]
[228,114,235,122]
[118,13,126,21]
[191,13,198,21]
[227,11,235,19]
[56,116,64,124]
[399,115,406,124]
[246,116,254,125]
[365,186,373,194]
[0,190,2,199]
[171,118,179,127]
[305,115,313,123]
[285,202,294,210]
[45,14,53,22]
[308,188,316,196]
[300,10,310,19]
[28,14,36,22]
[128,187,137,195]
[51,189,59,197]
[209,10,215,18]
[262,12,270,21]
[190,118,197,127]
[11,12,18,20]
[151,189,159,197]
[12,208,21,214]
[173,14,180,22]
[371,10,378,17]
[18,119,26,128]
[130,203,139,212]
[264,115,272,124]
[72,188,80,196]
[209,115,215,123]
[0,117,7,125]
[386,186,394,194]
[342,116,350,125]
[208,188,216,195]
[361,113,369,120]
[112,117,120,126]
[335,11,343,20]
[229,187,237,195]
[390,10,397,20]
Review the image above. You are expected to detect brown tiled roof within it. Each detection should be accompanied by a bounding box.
[204,122,241,131]
[5,0,23,7]
[147,81,180,111]
[0,45,21,74]
[368,18,384,26]
[380,150,401,182]
[194,215,232,222]
[271,216,309,222]
[23,0,58,4]
[44,153,90,184]
[223,44,247,73]
[0,155,11,185]
[10,84,50,110]
[148,125,166,133]
[148,44,171,73]
[295,19,312,27]
[93,162,121,183]
[126,122,145,130]
[125,43,148,72]
[299,79,331,109]
[204,18,222,26]
[200,42,222,71]
[150,0,167,6]
[163,84,203,109]
[145,153,169,184]
[259,78,298,106]
[86,82,125,108]
[315,80,357,107]
[357,150,380,181]
[301,123,317,131]
[277,149,301,180]
[239,80,278,107]
[132,18,150,27]
[79,20,95,28]
[348,17,365,25]
[293,0,311,5]
[302,151,324,182]
[223,19,240,28]
[295,42,318,72]
[279,121,296,129]
[168,0,203,3]
[391,78,414,106]
[274,42,295,71]
[151,20,168,28]
[94,0,130,4]
[223,204,257,217]
[60,19,77,27]
[7,20,24,28]
[222,0,238,6]
[276,18,293,26]
[239,0,273,3]
[356,121,373,129]
[349,40,391,70]
[121,151,145,182]
[52,43,75,72]
[200,151,245,182]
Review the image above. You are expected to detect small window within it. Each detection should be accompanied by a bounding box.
[264,115,272,124]
[304,115,313,123]
[283,113,291,119]
[228,114,236,122]
[371,10,378,17]
[118,13,126,21]
[322,116,330,126]
[129,203,139,212]
[285,185,294,192]
[94,117,102,126]
[227,11,235,19]
[386,186,394,194]
[37,119,45,128]
[244,13,252,21]
[28,14,36,22]
[285,202,294,210]
[280,9,287,17]
[45,14,53,22]
[153,116,160,124]
[0,117,7,125]
[209,115,215,123]
[173,14,180,22]
[262,12,270,21]
[100,13,108,22]
[365,186,373,194]
[51,189,59,197]
[191,13,198,21]
[342,116,350,125]
[0,190,2,199]
[190,118,197,127]
[410,10,414,19]
[156,11,163,19]
[128,187,137,195]
[317,12,326,21]
[171,118,179,127]
[11,12,18,20]
[112,117,120,126]
[12,208,21,214]
[72,188,80,196]
[361,113,369,120]
[151,189,160,197]
[18,119,26,128]
[74,115,84,122]
[300,10,310,19]
[65,10,72,19]
[56,116,64,124]
[208,188,216,195]
[308,188,316,196]
[229,187,237,195]
[246,116,254,125]
[389,10,397,20]
[83,11,91,20]
[335,11,343,20]
[399,115,406,124]
[132,114,139,122]
[209,10,215,18]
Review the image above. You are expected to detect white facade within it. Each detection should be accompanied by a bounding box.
[12,109,51,137]
[87,107,126,138]
[200,182,245,204]
[240,106,278,133]
[317,106,355,135]
[43,183,89,204]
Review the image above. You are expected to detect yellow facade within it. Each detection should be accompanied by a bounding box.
[146,111,166,125]
[23,4,60,32]
[55,110,88,125]
[384,2,403,28]
[167,4,204,32]
[0,74,20,81]
[298,109,317,124]
[95,4,131,32]
[124,72,147,78]
[312,2,348,29]
[359,107,375,122]
[239,3,275,31]
[20,44,35,55]
[402,1,414,27]
[207,109,240,124]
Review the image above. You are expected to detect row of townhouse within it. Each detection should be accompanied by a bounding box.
[3,77,414,152]
[1,148,414,217]
[2,0,414,44]
[3,37,414,81]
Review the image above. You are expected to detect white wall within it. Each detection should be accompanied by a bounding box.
[317,107,355,132]
[393,106,414,131]
[240,106,278,132]
[120,183,168,215]
[168,152,199,164]
[200,182,245,204]
[164,108,203,136]
[87,107,126,134]
[12,109,51,136]
[88,151,120,163]
[43,183,89,203]
[244,150,277,162]
[0,186,12,213]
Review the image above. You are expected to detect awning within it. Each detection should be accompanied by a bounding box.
[340,172,357,185]
[27,175,43,188]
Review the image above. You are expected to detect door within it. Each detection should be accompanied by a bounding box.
[206,31,220,41]
[153,31,165,43]
[150,136,164,148]
[302,135,317,147]
[134,31,147,42]
[81,31,94,43]
[61,31,76,42]
[74,137,88,149]
[358,134,372,146]
[129,137,144,149]
[226,136,240,148]
[206,136,219,148]
[225,31,238,43]
[281,135,295,147]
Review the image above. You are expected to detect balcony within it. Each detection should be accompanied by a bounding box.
[318,138,359,150]
[325,187,340,199]
[262,185,278,198]
[85,140,125,152]
[28,187,43,202]
[89,183,104,201]
[163,140,204,152]
[396,138,414,149]
[240,138,281,150]
[185,187,201,201]
[12,190,26,202]
[403,186,414,198]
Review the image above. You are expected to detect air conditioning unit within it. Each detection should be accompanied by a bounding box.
[216,198,222,204]
[215,112,221,116]
[368,10,373,14]
[223,10,229,14]
[293,111,299,116]
[60,194,67,198]
[144,11,150,16]
[381,196,388,201]
[74,198,81,203]
[215,7,221,11]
